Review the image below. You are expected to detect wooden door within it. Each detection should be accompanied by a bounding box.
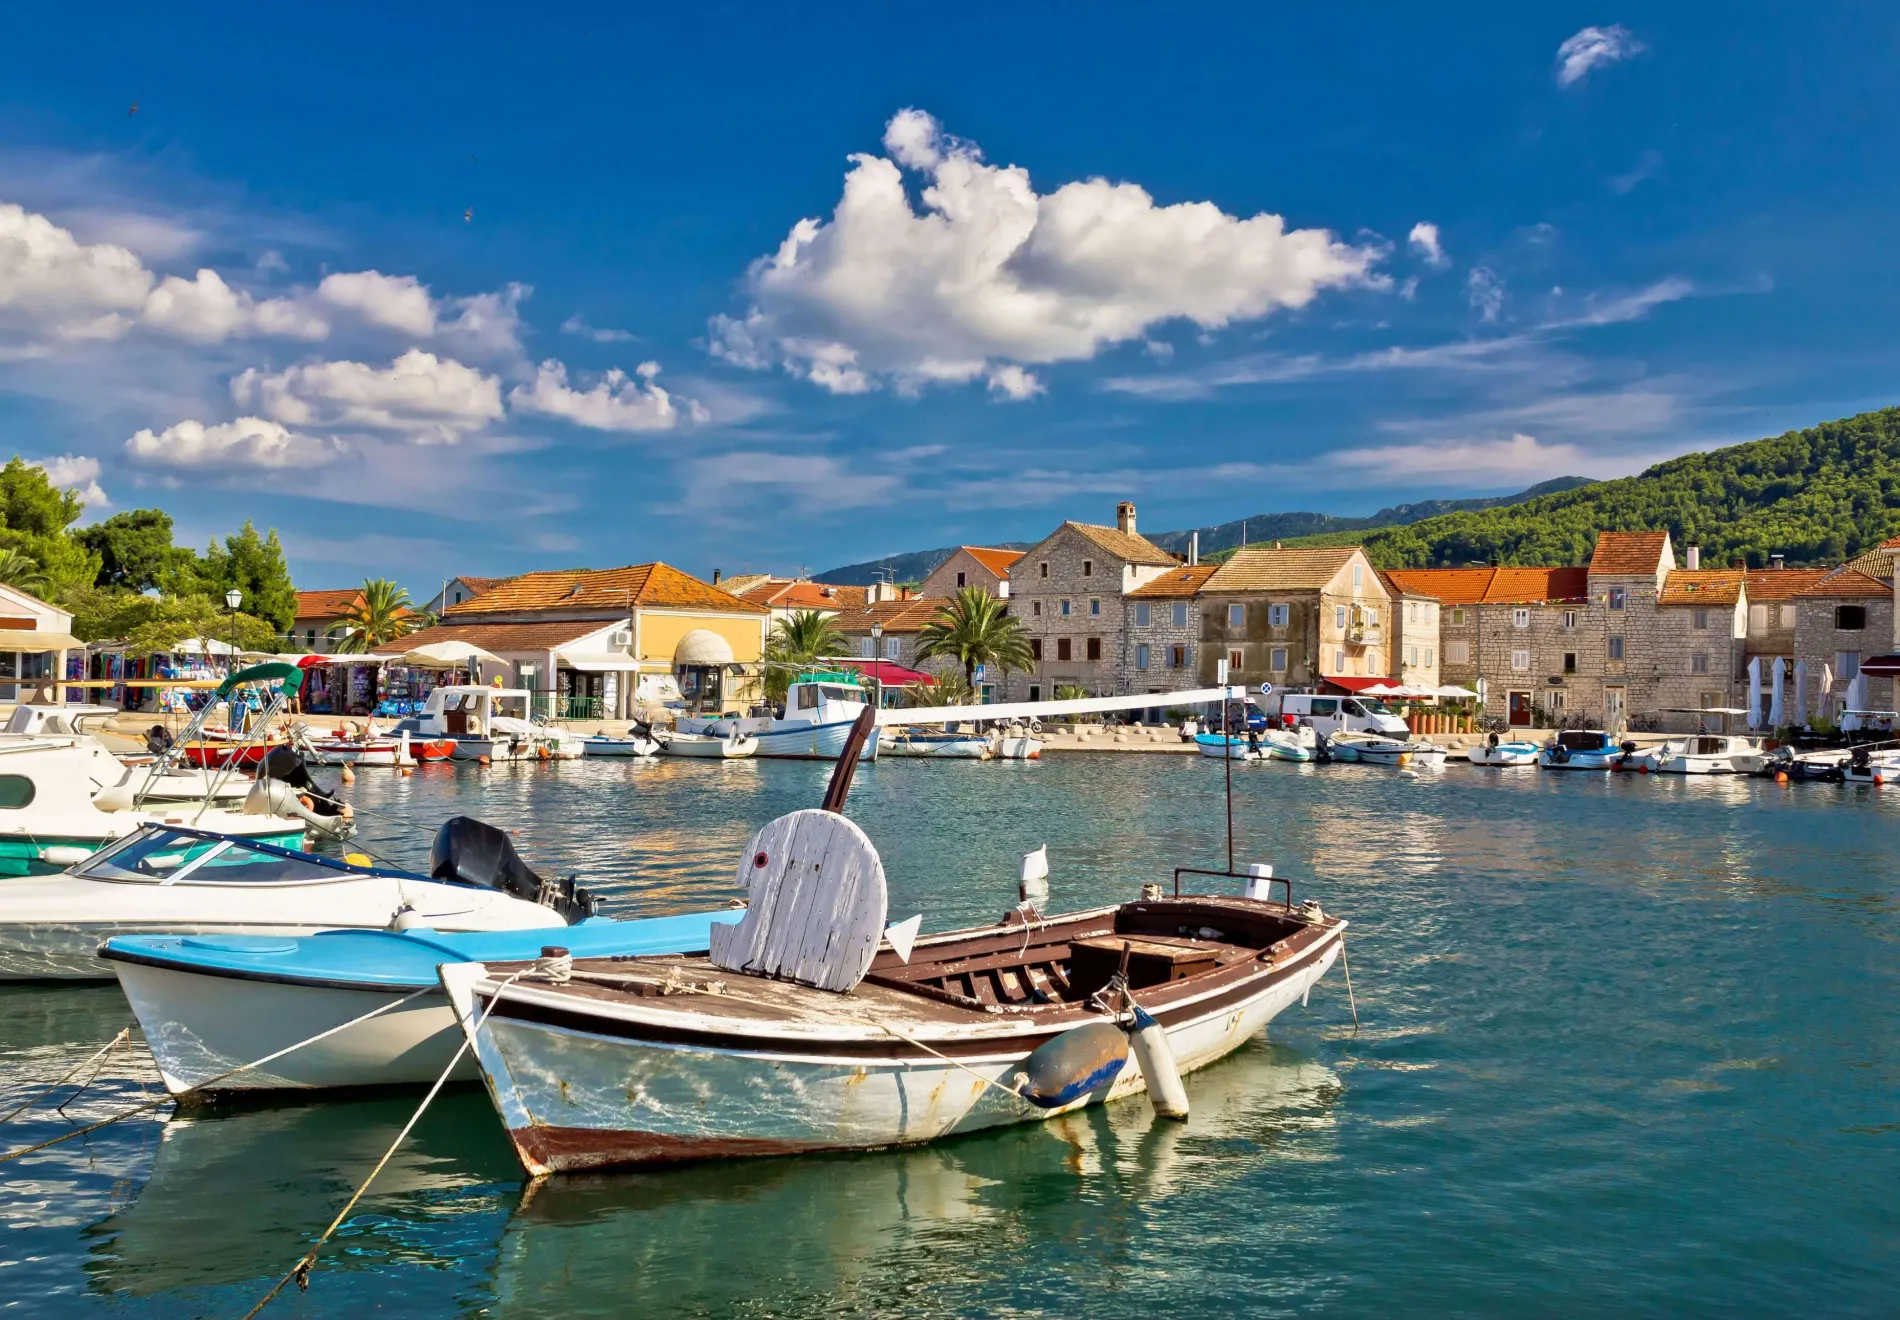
[1508,691,1532,726]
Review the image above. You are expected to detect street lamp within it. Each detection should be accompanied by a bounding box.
[869,622,884,706]
[224,588,241,674]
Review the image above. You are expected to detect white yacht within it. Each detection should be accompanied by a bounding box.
[3,703,249,804]
[414,685,583,760]
[1627,734,1765,775]
[682,674,877,760]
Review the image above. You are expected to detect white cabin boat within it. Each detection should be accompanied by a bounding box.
[415,686,582,760]
[683,675,877,760]
[1627,734,1764,775]
[1328,731,1447,767]
[655,729,758,759]
[3,704,252,804]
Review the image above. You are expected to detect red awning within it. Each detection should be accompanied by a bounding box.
[1858,654,1900,677]
[1321,675,1398,693]
[836,659,936,686]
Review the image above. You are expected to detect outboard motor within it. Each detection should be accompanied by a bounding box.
[258,746,346,818]
[1313,731,1333,764]
[145,725,175,755]
[430,816,598,922]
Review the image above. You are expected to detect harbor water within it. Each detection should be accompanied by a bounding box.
[3,755,1896,1316]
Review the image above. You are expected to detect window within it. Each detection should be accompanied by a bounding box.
[1365,607,1379,625]
[1038,561,1049,578]
[1608,636,1625,661]
[1691,652,1709,675]
[1511,649,1530,671]
[1748,604,1767,632]
[1270,647,1287,671]
[1836,605,1867,630]
[1407,645,1418,666]
[1549,691,1566,714]
[1512,608,1530,629]
[1563,610,1578,629]
[1031,600,1043,617]
[1028,685,1041,702]
[858,638,874,658]
[1693,608,1709,630]
[1424,648,1434,667]
[1135,644,1150,670]
[1309,698,1339,716]
[1134,602,1151,627]
[1171,645,1188,669]
[1335,648,1346,671]
[1060,600,1071,617]
[1228,603,1245,627]
[1838,650,1861,680]
[1086,637,1102,661]
[1446,640,1470,664]
[1056,638,1072,661]
[1609,587,1626,610]
[885,638,900,660]
[1449,607,1467,626]
[1267,604,1289,627]
[1780,604,1798,629]
[305,628,317,645]
[1353,562,1363,589]
[1089,599,1100,617]
[1030,638,1042,660]
[1082,560,1093,577]
[1172,602,1188,627]
[1563,651,1577,674]
[956,571,966,588]
[1334,605,1348,629]
[0,775,33,808]
[1228,648,1244,670]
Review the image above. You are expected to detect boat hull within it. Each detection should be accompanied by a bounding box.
[992,735,1042,760]
[1538,751,1624,770]
[747,721,877,761]
[581,737,660,758]
[455,933,1342,1176]
[1355,744,1449,768]
[1466,745,1539,766]
[880,736,990,759]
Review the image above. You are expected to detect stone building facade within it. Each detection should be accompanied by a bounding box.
[919,547,1023,599]
[1741,565,1831,671]
[1794,568,1894,721]
[1194,546,1391,693]
[1122,564,1217,701]
[1381,578,1442,690]
[1646,568,1749,726]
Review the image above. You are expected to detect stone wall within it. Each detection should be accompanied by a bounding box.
[1795,596,1895,721]
[1003,526,1171,700]
[1123,597,1205,698]
[1475,600,1607,727]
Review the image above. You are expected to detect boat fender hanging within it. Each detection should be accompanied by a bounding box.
[1125,1004,1189,1121]
[1013,1021,1128,1109]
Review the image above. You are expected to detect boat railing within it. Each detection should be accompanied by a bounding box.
[1172,865,1293,907]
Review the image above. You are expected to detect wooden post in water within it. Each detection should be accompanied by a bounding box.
[820,706,877,815]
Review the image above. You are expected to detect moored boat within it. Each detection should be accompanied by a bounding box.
[879,730,992,759]
[1466,734,1540,766]
[1625,733,1763,775]
[1195,732,1263,760]
[1537,730,1627,771]
[683,674,877,760]
[654,729,758,758]
[581,733,661,757]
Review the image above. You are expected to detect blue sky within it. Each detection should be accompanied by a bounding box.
[2,4,1897,592]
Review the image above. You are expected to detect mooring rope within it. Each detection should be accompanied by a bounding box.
[874,1021,1030,1104]
[236,967,531,1320]
[0,987,433,1168]
[0,1025,133,1125]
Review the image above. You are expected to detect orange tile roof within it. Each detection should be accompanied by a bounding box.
[734,578,867,611]
[294,589,366,620]
[1589,531,1671,575]
[1843,545,1897,581]
[393,619,611,652]
[1882,536,1900,549]
[1064,522,1180,567]
[1378,568,1494,604]
[1129,565,1219,598]
[1378,566,1587,604]
[445,563,768,617]
[831,598,944,634]
[1797,568,1890,599]
[1742,568,1832,601]
[1658,569,1744,607]
[962,546,1025,576]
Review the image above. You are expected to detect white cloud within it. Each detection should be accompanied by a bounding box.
[1609,149,1664,195]
[315,270,437,336]
[1555,25,1642,87]
[710,108,1381,396]
[140,269,329,342]
[125,416,342,469]
[1547,277,1692,328]
[1407,222,1448,268]
[437,283,529,358]
[30,453,109,507]
[0,202,152,343]
[232,348,503,443]
[1330,433,1585,481]
[1467,266,1505,322]
[508,358,697,432]
[986,364,1045,401]
[561,313,636,343]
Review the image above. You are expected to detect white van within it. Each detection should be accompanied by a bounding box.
[1277,693,1410,737]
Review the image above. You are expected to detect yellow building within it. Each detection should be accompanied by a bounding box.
[394,563,770,717]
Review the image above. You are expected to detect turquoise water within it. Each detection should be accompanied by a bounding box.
[2,755,1896,1317]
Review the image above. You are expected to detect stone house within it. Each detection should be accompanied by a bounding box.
[1192,545,1391,693]
[1649,568,1749,725]
[1741,565,1831,672]
[919,547,1023,599]
[1377,574,1443,691]
[1003,503,1181,700]
[1120,563,1218,703]
[1584,530,1677,732]
[1794,567,1893,721]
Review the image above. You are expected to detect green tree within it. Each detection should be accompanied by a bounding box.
[915,587,1034,687]
[194,521,298,632]
[901,668,974,707]
[0,548,50,595]
[82,591,280,655]
[763,609,848,703]
[74,509,193,591]
[335,579,418,653]
[0,457,84,537]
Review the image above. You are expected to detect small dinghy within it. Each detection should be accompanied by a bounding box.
[655,729,758,759]
[1331,732,1447,768]
[989,723,1044,760]
[581,733,661,758]
[1195,732,1264,760]
[880,730,992,759]
[1466,733,1540,766]
[1537,730,1627,771]
[1263,726,1319,762]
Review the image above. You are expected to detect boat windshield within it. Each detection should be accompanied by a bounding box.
[75,827,356,886]
[1557,731,1607,751]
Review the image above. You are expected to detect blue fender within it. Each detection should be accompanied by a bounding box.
[1014,1021,1129,1108]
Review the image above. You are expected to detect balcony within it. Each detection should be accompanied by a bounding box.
[1344,625,1383,647]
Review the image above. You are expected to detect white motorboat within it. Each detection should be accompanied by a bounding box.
[1626,734,1764,775]
[1537,730,1627,771]
[1329,731,1446,767]
[297,728,417,767]
[414,685,583,760]
[1466,734,1540,766]
[1195,733,1263,760]
[682,675,876,760]
[581,733,661,758]
[990,724,1044,760]
[879,730,992,759]
[1263,726,1318,762]
[0,817,595,980]
[2,703,253,804]
[1842,745,1900,783]
[655,729,758,759]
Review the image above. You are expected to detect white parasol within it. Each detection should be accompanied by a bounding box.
[1792,657,1808,727]
[1820,663,1835,723]
[1768,657,1786,729]
[1843,671,1868,731]
[1746,656,1763,730]
[394,641,505,670]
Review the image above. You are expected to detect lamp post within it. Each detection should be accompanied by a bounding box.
[870,621,884,696]
[224,588,241,675]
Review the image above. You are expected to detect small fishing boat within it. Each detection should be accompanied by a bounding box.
[990,724,1043,760]
[1466,734,1540,766]
[654,729,758,759]
[179,733,288,769]
[879,730,992,759]
[682,674,877,760]
[1537,730,1627,771]
[1755,746,1849,782]
[1842,745,1900,784]
[1263,726,1319,762]
[1195,732,1264,760]
[1625,734,1763,775]
[298,728,414,767]
[581,733,661,758]
[1329,731,1446,768]
[413,685,583,760]
[443,807,1346,1176]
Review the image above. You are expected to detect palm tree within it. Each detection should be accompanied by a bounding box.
[0,548,50,596]
[902,668,975,707]
[915,587,1034,687]
[763,609,848,703]
[336,578,418,653]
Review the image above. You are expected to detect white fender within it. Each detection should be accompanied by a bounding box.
[1128,1004,1190,1121]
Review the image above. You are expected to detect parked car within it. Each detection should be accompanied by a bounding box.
[1275,693,1410,737]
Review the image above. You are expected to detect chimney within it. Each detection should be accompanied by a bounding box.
[1116,501,1136,536]
[1685,545,1700,571]
[1770,553,1785,571]
[1188,532,1199,566]
[1273,540,1283,551]
[712,568,722,584]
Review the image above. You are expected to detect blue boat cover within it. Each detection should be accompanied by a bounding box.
[102,910,738,991]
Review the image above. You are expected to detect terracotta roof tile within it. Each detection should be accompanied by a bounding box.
[1378,568,1494,604]
[962,546,1025,575]
[1797,568,1890,599]
[1064,522,1180,567]
[1128,565,1219,598]
[445,563,768,617]
[831,598,944,634]
[392,619,612,652]
[1742,568,1833,601]
[733,578,866,611]
[1203,546,1362,592]
[1843,545,1897,581]
[294,589,366,620]
[1658,569,1745,607]
[1588,531,1671,575]
[1377,566,1586,604]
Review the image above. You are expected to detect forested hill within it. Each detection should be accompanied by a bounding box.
[1358,407,1900,569]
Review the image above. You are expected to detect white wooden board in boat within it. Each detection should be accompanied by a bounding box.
[710,808,888,993]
